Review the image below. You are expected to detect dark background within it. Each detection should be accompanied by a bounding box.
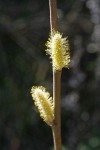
[0,0,100,150]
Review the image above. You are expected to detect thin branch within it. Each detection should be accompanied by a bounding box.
[52,70,62,150]
[49,0,58,30]
[49,0,62,150]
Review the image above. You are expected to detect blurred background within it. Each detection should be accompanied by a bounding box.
[0,0,100,150]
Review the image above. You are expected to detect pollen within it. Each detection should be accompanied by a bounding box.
[31,86,54,126]
[46,30,70,70]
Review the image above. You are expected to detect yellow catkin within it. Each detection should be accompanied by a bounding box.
[46,30,70,70]
[31,86,54,126]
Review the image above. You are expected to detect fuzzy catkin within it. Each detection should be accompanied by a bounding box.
[31,86,54,126]
[46,30,70,70]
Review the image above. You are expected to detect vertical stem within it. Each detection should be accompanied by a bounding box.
[52,70,62,150]
[49,0,62,150]
[49,0,58,30]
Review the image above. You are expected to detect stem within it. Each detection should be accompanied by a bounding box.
[49,0,58,30]
[49,0,62,150]
[52,70,62,150]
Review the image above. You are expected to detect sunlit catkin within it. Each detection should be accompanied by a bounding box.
[31,86,54,126]
[46,31,70,70]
